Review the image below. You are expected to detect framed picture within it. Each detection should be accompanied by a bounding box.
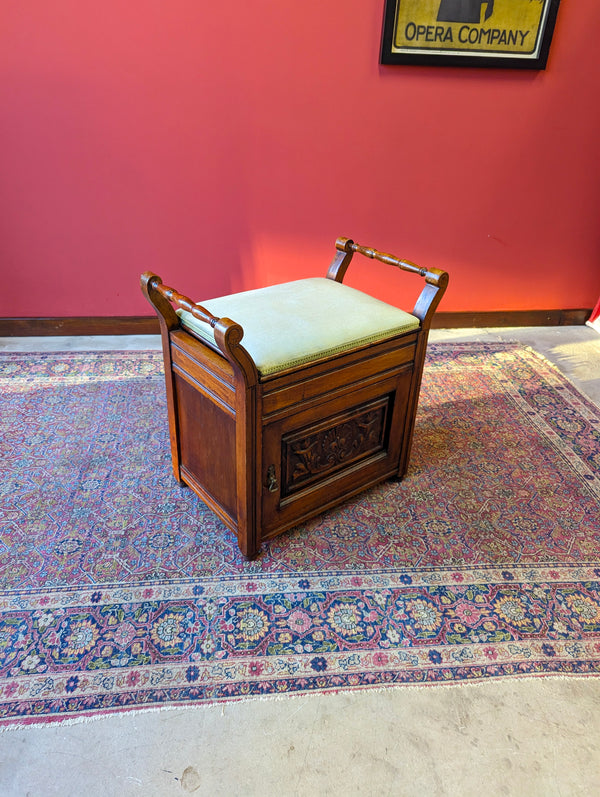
[380,0,561,69]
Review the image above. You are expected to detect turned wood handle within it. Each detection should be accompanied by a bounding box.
[334,237,448,288]
[161,286,219,328]
[141,271,258,386]
[142,273,221,328]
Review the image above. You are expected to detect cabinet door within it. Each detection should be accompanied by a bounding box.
[260,369,412,537]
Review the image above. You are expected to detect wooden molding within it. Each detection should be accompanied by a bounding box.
[431,308,592,329]
[0,309,592,337]
[0,316,160,337]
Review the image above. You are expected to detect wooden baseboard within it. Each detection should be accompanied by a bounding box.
[0,316,160,337]
[0,309,592,337]
[431,308,591,329]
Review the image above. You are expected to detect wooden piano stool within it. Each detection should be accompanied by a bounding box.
[141,237,448,559]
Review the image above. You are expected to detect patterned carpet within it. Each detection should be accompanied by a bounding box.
[1,344,599,727]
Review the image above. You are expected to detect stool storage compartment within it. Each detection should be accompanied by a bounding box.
[141,237,448,559]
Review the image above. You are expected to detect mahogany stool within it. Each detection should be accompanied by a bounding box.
[141,238,448,559]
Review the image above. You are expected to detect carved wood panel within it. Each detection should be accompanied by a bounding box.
[281,396,391,496]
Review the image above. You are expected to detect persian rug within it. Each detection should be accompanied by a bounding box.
[1,343,599,727]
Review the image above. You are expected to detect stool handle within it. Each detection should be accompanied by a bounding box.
[327,238,449,327]
[141,272,220,329]
[141,272,258,387]
[330,237,447,288]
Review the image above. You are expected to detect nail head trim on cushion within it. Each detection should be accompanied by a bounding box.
[177,278,420,377]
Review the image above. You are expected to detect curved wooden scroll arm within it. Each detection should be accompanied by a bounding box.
[326,237,449,328]
[140,272,257,386]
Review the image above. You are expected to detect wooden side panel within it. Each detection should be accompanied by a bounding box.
[175,373,237,522]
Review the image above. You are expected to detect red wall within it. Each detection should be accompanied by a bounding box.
[1,1,599,317]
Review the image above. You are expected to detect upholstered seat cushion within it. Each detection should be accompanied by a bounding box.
[177,277,419,377]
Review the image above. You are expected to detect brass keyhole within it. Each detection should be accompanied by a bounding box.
[266,465,278,493]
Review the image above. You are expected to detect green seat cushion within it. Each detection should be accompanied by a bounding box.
[177,277,419,377]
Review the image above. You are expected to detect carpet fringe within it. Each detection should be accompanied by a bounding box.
[2,671,598,733]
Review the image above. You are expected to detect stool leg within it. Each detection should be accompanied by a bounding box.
[234,381,261,560]
[397,330,430,480]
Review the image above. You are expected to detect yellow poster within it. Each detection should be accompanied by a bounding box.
[381,0,560,67]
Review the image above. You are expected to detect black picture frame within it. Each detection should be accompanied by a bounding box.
[380,0,561,69]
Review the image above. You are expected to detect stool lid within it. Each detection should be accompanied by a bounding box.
[177,278,419,377]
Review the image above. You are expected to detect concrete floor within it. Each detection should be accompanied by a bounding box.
[1,326,599,797]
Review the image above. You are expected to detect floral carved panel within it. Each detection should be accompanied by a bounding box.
[281,397,390,496]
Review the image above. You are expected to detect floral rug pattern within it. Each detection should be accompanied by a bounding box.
[1,344,599,726]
